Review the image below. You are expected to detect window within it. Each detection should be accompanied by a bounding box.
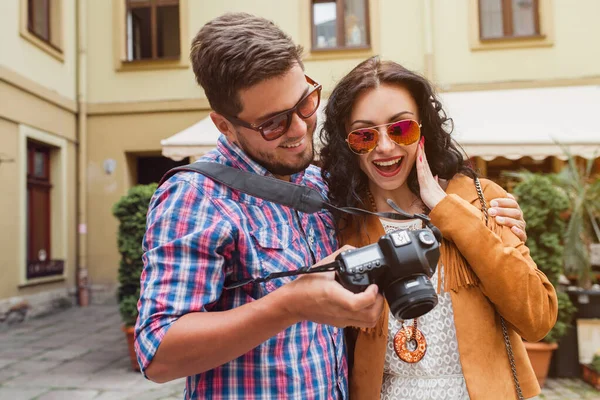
[311,0,370,51]
[28,0,50,42]
[26,141,63,279]
[20,0,63,59]
[126,0,181,61]
[479,0,540,40]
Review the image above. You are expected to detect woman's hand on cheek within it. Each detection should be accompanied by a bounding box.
[416,137,447,210]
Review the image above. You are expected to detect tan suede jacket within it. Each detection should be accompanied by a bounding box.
[340,175,558,400]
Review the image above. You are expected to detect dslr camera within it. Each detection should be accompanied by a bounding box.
[336,228,441,320]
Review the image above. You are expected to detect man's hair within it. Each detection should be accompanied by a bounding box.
[190,12,304,117]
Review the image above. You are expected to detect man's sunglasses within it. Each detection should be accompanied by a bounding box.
[346,119,422,155]
[225,76,322,141]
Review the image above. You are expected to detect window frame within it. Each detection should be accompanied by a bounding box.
[20,0,63,61]
[125,0,181,62]
[310,0,371,52]
[469,0,552,51]
[478,0,542,41]
[113,0,189,71]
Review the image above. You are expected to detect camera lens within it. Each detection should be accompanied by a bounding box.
[384,276,438,320]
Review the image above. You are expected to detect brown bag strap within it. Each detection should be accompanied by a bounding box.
[474,177,524,400]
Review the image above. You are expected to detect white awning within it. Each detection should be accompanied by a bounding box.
[161,85,600,162]
[160,104,328,161]
[160,116,223,161]
[440,85,600,160]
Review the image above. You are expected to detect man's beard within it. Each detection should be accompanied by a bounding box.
[235,125,316,177]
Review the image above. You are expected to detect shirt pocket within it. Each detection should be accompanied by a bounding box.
[249,224,305,293]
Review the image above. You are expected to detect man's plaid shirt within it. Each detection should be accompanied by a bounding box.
[135,136,347,399]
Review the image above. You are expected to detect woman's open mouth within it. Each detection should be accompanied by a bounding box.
[372,157,403,177]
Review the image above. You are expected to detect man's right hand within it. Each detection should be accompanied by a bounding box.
[283,245,385,329]
[143,245,384,383]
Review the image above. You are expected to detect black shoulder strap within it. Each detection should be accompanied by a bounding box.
[159,162,327,214]
[159,162,435,226]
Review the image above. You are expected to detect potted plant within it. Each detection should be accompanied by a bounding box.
[553,148,600,290]
[112,183,157,371]
[582,350,600,390]
[511,172,577,387]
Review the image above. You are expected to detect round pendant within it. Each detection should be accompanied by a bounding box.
[393,326,427,363]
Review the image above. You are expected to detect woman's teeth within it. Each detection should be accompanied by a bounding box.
[373,158,402,167]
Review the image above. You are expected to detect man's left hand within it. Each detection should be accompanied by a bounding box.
[488,193,527,242]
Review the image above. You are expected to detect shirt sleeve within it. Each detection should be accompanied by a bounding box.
[134,178,234,375]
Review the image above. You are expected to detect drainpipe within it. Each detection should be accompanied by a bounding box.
[75,0,89,306]
[423,0,434,81]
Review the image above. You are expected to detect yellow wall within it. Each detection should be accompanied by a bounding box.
[0,86,77,298]
[0,119,21,298]
[86,110,208,285]
[0,0,77,101]
[431,0,600,87]
[86,0,195,104]
[87,0,390,103]
[86,0,600,106]
[0,78,76,141]
[378,0,426,72]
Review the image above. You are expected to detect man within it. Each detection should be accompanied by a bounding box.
[135,12,527,400]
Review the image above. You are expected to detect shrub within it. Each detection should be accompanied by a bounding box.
[511,173,576,343]
[112,183,157,327]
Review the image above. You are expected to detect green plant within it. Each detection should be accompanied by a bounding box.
[592,352,600,372]
[511,173,570,285]
[510,172,576,343]
[553,148,600,289]
[543,291,577,344]
[112,183,157,327]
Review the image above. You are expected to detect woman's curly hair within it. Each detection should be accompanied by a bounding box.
[319,56,476,223]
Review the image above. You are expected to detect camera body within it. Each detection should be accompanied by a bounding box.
[336,228,440,320]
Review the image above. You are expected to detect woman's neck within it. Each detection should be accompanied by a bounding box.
[368,183,424,214]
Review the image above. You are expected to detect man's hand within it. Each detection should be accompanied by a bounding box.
[488,193,527,242]
[284,245,385,328]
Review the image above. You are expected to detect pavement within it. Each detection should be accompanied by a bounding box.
[0,304,598,400]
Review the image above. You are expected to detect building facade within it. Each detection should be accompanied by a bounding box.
[0,0,78,319]
[1,0,600,314]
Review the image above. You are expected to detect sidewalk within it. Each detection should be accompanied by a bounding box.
[0,305,184,400]
[0,304,598,400]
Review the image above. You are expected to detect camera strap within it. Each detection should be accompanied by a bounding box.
[159,162,441,289]
[160,162,433,223]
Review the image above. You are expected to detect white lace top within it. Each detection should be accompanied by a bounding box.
[379,218,470,400]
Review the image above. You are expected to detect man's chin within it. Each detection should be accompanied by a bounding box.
[267,158,313,177]
[267,149,314,176]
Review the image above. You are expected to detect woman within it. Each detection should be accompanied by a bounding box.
[320,57,557,399]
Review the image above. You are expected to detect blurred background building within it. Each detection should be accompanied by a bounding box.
[1,0,600,312]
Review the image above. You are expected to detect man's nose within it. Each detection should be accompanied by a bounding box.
[286,112,308,138]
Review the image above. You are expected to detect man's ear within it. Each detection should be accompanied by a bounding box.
[210,112,238,144]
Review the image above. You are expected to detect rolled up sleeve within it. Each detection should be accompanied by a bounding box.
[134,178,233,375]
